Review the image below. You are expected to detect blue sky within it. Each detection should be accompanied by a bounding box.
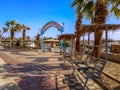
[0,0,120,40]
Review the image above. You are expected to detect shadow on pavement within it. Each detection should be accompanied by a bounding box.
[17,75,56,90]
[0,82,20,90]
[63,74,83,90]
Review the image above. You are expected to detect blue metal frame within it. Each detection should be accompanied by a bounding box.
[40,34,44,52]
[40,22,64,52]
[60,26,64,52]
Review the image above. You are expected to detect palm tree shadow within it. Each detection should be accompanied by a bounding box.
[32,57,50,62]
[5,63,70,74]
[62,74,83,90]
[2,63,62,90]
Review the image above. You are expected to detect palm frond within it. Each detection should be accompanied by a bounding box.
[71,0,84,9]
[112,7,120,18]
[2,27,8,32]
[26,27,30,30]
[84,10,93,20]
[71,0,76,8]
[110,0,120,12]
[22,24,30,30]
[10,20,16,25]
[76,5,82,15]
[5,21,10,27]
[82,1,94,13]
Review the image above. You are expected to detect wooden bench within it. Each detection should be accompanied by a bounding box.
[63,52,84,66]
[63,51,82,64]
[73,58,107,90]
[72,55,96,71]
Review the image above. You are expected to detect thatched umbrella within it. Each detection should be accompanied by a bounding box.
[78,24,120,58]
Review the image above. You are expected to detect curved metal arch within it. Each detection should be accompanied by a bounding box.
[41,21,64,35]
[40,21,64,53]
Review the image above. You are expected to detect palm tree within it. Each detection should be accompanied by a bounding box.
[0,27,8,40]
[5,20,23,47]
[92,0,120,58]
[91,0,108,58]
[71,0,94,52]
[22,24,30,48]
[0,27,8,45]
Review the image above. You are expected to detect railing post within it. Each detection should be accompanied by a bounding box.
[88,32,90,55]
[41,34,44,52]
[105,25,108,61]
[60,23,64,55]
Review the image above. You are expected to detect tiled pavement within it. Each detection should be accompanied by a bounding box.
[0,57,21,90]
[0,50,104,90]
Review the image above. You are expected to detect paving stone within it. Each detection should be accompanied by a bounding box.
[0,51,109,90]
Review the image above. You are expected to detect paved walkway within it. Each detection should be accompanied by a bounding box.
[0,50,72,90]
[2,47,119,90]
[0,57,20,90]
[0,50,105,90]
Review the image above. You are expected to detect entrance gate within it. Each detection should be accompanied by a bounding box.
[40,21,64,52]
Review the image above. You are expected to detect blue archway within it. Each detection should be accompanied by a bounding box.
[40,21,64,52]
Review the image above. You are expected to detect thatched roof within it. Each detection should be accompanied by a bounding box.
[78,24,120,35]
[102,41,120,47]
[58,34,76,40]
[44,39,59,42]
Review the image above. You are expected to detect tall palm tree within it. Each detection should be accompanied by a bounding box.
[71,0,94,52]
[0,27,8,40]
[22,24,30,48]
[0,27,8,45]
[5,20,17,47]
[92,0,120,58]
[92,0,108,58]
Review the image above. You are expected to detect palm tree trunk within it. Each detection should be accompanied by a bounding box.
[23,29,26,48]
[11,31,14,47]
[75,35,80,52]
[75,12,82,52]
[37,34,40,49]
[0,31,4,40]
[93,30,103,57]
[92,0,108,58]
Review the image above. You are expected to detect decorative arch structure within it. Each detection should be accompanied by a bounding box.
[40,21,64,52]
